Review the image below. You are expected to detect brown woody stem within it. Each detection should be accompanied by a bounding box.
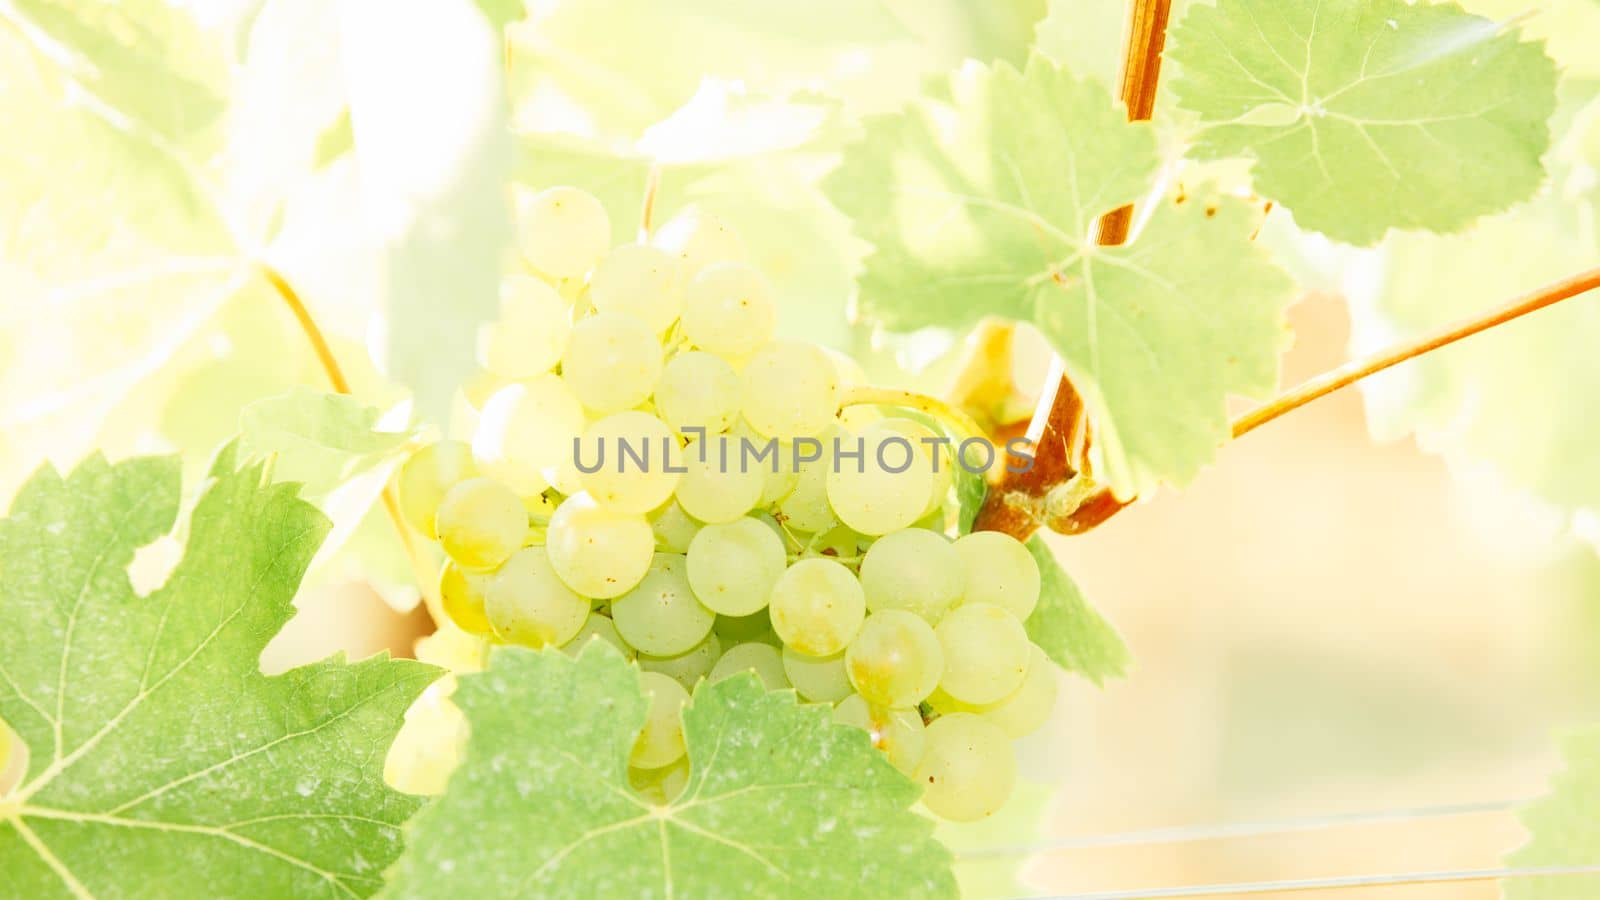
[973,0,1172,540]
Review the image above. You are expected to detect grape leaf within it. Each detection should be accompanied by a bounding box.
[240,387,411,495]
[0,451,437,897]
[383,646,956,899]
[1343,87,1600,535]
[1505,726,1600,898]
[1032,0,1127,92]
[825,56,1295,498]
[1167,0,1558,245]
[1025,537,1130,684]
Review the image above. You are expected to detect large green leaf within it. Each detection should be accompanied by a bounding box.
[826,56,1295,498]
[1344,87,1600,532]
[240,387,412,495]
[0,452,437,897]
[383,646,956,898]
[1506,726,1600,898]
[1167,0,1558,245]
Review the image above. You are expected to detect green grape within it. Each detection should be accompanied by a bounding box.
[629,756,690,805]
[517,186,610,279]
[560,311,663,413]
[826,423,936,536]
[653,208,745,279]
[438,560,495,636]
[834,695,926,776]
[610,553,716,656]
[914,712,1015,821]
[685,517,785,616]
[655,351,741,434]
[859,528,963,622]
[675,436,765,523]
[708,642,788,690]
[878,417,953,517]
[575,411,681,514]
[473,374,585,496]
[484,547,590,648]
[713,609,777,646]
[809,524,866,561]
[952,644,1058,740]
[384,683,467,796]
[846,610,944,709]
[481,274,571,379]
[589,242,682,333]
[769,558,865,656]
[631,671,690,769]
[648,499,702,554]
[759,456,799,506]
[953,531,1040,620]
[935,602,1030,705]
[396,440,476,538]
[546,492,655,599]
[773,427,842,534]
[781,646,852,703]
[739,341,840,439]
[563,611,636,660]
[639,631,722,691]
[435,477,527,571]
[681,262,775,358]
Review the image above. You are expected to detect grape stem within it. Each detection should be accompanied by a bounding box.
[837,386,987,442]
[970,0,1171,541]
[1231,264,1600,438]
[260,263,441,626]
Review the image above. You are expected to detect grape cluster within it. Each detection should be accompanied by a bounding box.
[394,186,1056,821]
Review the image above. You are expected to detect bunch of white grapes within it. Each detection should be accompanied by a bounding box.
[390,186,1056,822]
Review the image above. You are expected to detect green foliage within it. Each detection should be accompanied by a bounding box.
[384,646,956,899]
[1343,86,1600,529]
[1506,726,1600,898]
[0,452,437,897]
[827,56,1295,498]
[1025,537,1131,684]
[239,387,412,495]
[1168,0,1558,245]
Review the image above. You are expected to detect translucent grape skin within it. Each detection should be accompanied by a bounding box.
[674,436,765,524]
[935,644,1058,739]
[631,672,690,769]
[518,186,611,279]
[846,610,944,709]
[934,602,1031,705]
[435,477,527,571]
[589,242,682,333]
[575,411,681,514]
[397,441,476,539]
[655,351,741,435]
[914,712,1016,822]
[825,423,935,536]
[438,560,495,636]
[563,611,636,660]
[781,646,853,703]
[773,426,843,534]
[648,499,702,554]
[481,274,571,379]
[610,553,716,656]
[639,631,722,691]
[685,517,786,616]
[545,492,655,599]
[708,642,789,691]
[858,527,964,623]
[740,341,840,439]
[560,311,663,414]
[473,374,586,496]
[681,262,776,358]
[953,531,1041,621]
[768,558,865,656]
[652,208,745,280]
[834,694,927,776]
[484,547,590,648]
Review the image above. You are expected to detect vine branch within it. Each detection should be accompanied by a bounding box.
[1232,264,1600,438]
[972,0,1172,540]
[261,264,439,625]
